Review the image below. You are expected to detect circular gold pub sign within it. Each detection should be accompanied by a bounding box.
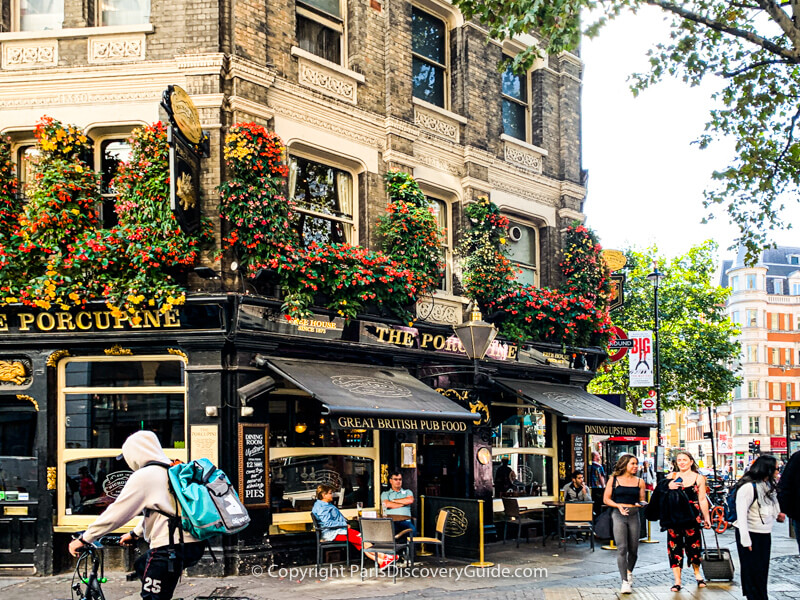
[169,85,202,144]
[601,249,627,272]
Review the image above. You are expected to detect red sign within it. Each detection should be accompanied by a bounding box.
[771,437,788,451]
[641,397,656,411]
[608,326,632,362]
[648,389,657,398]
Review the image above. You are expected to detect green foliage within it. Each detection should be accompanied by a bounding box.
[0,137,20,242]
[450,0,800,262]
[587,241,741,411]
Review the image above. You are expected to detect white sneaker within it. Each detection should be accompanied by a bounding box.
[628,572,634,586]
[620,580,632,594]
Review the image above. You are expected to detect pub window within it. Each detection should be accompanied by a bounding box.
[412,7,447,108]
[288,155,354,247]
[0,398,37,457]
[98,0,150,26]
[492,453,553,498]
[58,356,187,527]
[17,0,63,30]
[296,0,343,65]
[96,138,133,228]
[492,407,551,449]
[501,61,528,141]
[506,220,538,287]
[266,393,379,522]
[428,197,451,293]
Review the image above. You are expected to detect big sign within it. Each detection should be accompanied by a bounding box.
[629,331,654,387]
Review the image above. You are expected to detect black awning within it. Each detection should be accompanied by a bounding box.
[266,358,478,430]
[494,378,656,435]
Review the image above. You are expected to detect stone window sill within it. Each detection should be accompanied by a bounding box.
[412,97,468,124]
[500,133,548,156]
[290,46,365,83]
[290,45,364,104]
[501,134,546,174]
[0,24,154,42]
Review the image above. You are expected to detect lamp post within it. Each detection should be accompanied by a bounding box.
[647,266,665,473]
[453,305,499,375]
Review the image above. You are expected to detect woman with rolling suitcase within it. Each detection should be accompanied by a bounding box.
[733,455,785,600]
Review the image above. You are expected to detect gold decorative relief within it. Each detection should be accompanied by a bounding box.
[46,350,70,367]
[167,348,188,361]
[16,394,38,411]
[47,467,57,490]
[104,345,133,356]
[0,360,26,384]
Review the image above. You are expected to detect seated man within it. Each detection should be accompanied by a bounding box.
[561,470,591,502]
[380,470,416,536]
[494,457,517,497]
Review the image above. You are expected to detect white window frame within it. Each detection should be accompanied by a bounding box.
[505,217,540,288]
[735,417,742,435]
[748,416,760,434]
[91,130,136,227]
[411,5,450,109]
[295,0,346,66]
[747,380,759,398]
[500,55,530,143]
[56,355,188,530]
[426,195,452,294]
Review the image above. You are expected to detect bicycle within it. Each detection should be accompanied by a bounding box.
[70,534,121,600]
[705,481,730,534]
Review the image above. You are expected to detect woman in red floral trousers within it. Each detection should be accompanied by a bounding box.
[665,451,712,592]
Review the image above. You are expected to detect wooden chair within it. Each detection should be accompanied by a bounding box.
[310,513,350,568]
[409,509,449,564]
[561,501,595,551]
[359,517,411,583]
[502,498,545,548]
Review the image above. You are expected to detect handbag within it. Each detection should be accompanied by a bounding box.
[594,508,614,539]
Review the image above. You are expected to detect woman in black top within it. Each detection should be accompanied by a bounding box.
[604,454,646,595]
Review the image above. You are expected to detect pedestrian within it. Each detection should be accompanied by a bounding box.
[659,450,712,592]
[777,449,800,555]
[603,453,646,594]
[734,455,785,600]
[639,458,656,491]
[589,451,607,515]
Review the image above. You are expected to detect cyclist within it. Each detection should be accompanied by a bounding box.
[68,430,205,600]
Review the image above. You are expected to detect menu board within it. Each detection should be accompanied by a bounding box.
[573,434,586,475]
[238,424,269,508]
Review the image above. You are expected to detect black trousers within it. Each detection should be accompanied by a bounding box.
[134,542,205,600]
[735,528,771,600]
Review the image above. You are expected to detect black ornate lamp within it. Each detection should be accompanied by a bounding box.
[454,305,498,379]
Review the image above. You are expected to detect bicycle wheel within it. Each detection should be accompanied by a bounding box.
[710,506,727,534]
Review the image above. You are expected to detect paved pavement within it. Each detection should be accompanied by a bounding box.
[4,524,800,599]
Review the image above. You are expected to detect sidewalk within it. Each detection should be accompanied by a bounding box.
[4,525,800,599]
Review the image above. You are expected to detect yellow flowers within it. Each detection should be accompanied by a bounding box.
[69,292,80,303]
[71,209,80,215]
[500,237,506,244]
[126,294,145,305]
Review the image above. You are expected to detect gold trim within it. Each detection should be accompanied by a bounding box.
[167,348,188,361]
[46,350,70,367]
[104,345,133,356]
[47,467,56,490]
[0,360,27,384]
[16,394,38,411]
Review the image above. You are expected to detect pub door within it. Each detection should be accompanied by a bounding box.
[418,434,468,498]
[0,400,39,571]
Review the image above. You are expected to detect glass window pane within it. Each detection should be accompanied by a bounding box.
[0,406,36,456]
[20,0,63,30]
[289,156,352,247]
[64,360,184,388]
[65,393,185,449]
[296,14,341,64]
[493,453,552,497]
[501,65,526,101]
[101,140,132,194]
[507,222,537,266]
[412,8,445,64]
[502,99,526,140]
[492,408,549,449]
[100,0,150,26]
[412,57,445,106]
[65,457,131,515]
[269,454,374,512]
[298,0,340,18]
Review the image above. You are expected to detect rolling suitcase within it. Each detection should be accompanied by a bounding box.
[700,527,735,581]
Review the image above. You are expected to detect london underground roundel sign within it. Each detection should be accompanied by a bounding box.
[608,326,633,362]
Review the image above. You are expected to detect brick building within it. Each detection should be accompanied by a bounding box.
[0,0,638,576]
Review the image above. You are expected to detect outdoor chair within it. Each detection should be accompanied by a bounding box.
[359,517,411,583]
[502,498,545,548]
[560,501,595,551]
[409,509,449,564]
[310,513,350,568]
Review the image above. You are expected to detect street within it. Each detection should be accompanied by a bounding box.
[7,525,800,600]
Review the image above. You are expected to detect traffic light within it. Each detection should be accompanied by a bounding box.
[749,440,761,454]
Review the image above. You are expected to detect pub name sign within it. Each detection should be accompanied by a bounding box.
[0,308,180,334]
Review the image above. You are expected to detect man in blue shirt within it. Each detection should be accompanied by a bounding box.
[381,471,416,536]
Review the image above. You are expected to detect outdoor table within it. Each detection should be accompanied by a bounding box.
[542,501,566,542]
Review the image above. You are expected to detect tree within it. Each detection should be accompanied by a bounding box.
[452,0,800,263]
[587,241,741,411]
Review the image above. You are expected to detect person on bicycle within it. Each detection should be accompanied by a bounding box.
[68,430,205,600]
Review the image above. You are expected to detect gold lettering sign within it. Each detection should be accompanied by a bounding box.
[336,415,468,432]
[583,424,638,436]
[0,309,181,334]
[375,326,518,361]
[169,85,202,144]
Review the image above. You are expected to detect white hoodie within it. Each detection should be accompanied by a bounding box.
[82,431,199,549]
[733,480,781,548]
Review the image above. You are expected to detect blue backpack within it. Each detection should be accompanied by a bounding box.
[723,481,757,523]
[147,459,250,542]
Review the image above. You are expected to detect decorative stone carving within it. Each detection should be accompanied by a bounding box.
[2,41,57,69]
[503,141,544,174]
[88,34,145,63]
[416,298,462,325]
[414,107,459,142]
[297,56,357,104]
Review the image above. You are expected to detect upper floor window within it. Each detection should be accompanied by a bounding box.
[790,255,800,265]
[19,0,63,31]
[288,155,354,247]
[506,221,538,287]
[773,279,784,295]
[501,62,528,141]
[794,283,800,296]
[771,347,779,365]
[98,0,150,26]
[749,416,760,434]
[15,145,38,199]
[746,274,757,289]
[731,310,740,325]
[735,417,742,434]
[730,276,739,291]
[746,309,758,327]
[296,0,343,65]
[98,139,132,228]
[412,7,447,107]
[747,380,759,398]
[428,198,451,293]
[770,312,779,330]
[746,345,758,363]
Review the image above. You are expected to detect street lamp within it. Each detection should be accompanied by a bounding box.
[454,305,498,379]
[647,265,665,473]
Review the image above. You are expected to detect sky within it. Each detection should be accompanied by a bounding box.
[580,8,800,262]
